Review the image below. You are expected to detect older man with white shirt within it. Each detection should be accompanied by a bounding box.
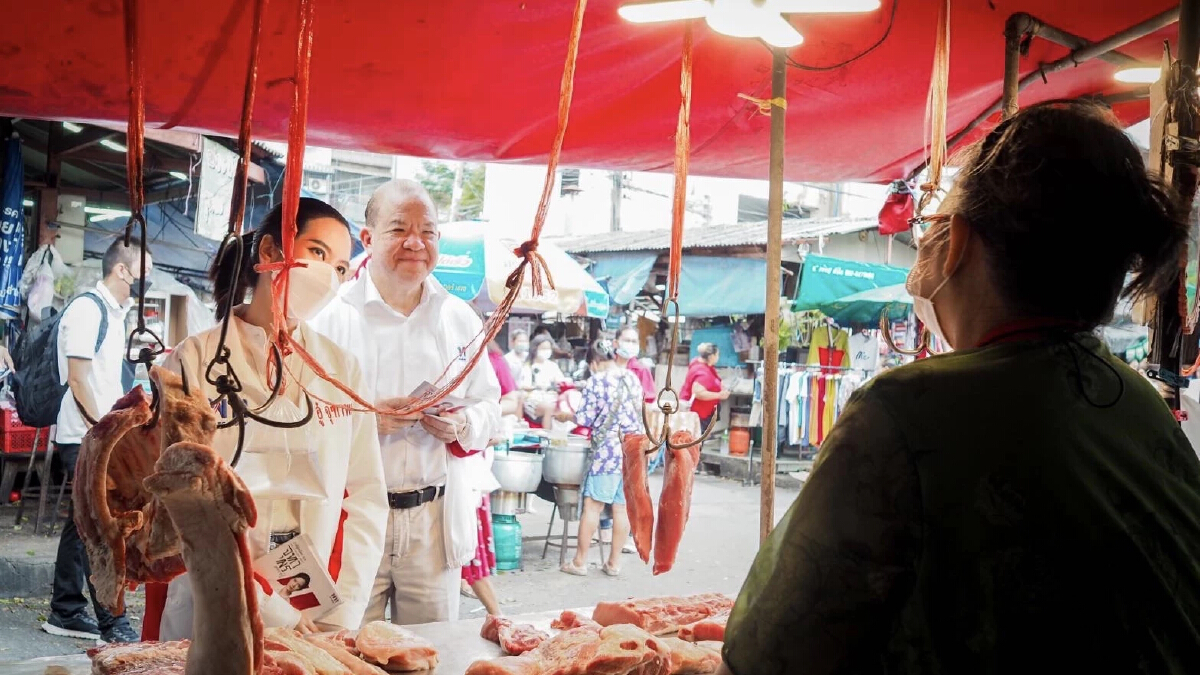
[312,180,500,625]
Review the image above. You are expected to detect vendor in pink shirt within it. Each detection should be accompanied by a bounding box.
[681,342,729,431]
[615,327,656,403]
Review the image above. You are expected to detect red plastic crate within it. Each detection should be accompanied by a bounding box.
[1,409,42,454]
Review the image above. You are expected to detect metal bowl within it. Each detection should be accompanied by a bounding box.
[541,435,591,487]
[492,451,544,493]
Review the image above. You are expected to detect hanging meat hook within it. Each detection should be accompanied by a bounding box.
[642,299,718,451]
[879,305,933,356]
[122,213,166,369]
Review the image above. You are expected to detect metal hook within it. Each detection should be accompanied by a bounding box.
[123,213,166,366]
[640,298,718,451]
[880,308,931,356]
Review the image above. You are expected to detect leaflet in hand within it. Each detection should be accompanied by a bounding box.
[409,381,470,417]
[252,534,342,620]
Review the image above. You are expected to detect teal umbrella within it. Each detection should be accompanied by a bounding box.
[814,283,912,326]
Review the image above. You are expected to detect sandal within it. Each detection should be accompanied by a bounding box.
[560,562,588,576]
[603,564,621,577]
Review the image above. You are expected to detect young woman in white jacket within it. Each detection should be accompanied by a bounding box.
[143,198,388,637]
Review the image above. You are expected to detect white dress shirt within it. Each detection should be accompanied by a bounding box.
[311,272,501,491]
[55,283,130,445]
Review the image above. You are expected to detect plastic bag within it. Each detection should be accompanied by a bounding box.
[235,395,327,501]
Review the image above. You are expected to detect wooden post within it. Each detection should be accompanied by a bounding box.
[1001,15,1022,119]
[37,121,63,249]
[760,49,786,545]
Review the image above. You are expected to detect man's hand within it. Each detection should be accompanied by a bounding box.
[295,615,319,635]
[376,396,424,436]
[421,410,466,444]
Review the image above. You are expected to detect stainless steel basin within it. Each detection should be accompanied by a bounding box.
[492,450,544,493]
[541,435,591,486]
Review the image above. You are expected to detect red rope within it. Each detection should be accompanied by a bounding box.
[666,24,693,302]
[228,0,268,238]
[123,0,145,221]
[265,0,588,417]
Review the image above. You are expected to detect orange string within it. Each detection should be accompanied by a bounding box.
[123,0,145,222]
[264,0,588,418]
[666,24,693,302]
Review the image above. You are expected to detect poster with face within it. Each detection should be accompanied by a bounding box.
[253,534,341,619]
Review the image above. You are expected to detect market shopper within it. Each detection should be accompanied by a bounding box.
[616,327,655,403]
[503,330,529,382]
[41,238,151,644]
[681,342,729,432]
[312,179,501,625]
[720,101,1200,674]
[149,198,387,638]
[561,339,642,577]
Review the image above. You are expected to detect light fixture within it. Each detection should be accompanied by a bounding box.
[84,205,133,222]
[62,122,83,133]
[100,139,127,153]
[1115,67,1161,84]
[21,198,33,207]
[618,0,876,48]
[169,171,189,181]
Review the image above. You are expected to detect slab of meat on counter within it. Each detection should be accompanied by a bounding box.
[593,593,734,635]
[466,624,671,675]
[88,640,191,674]
[266,627,355,675]
[550,609,601,632]
[305,634,389,675]
[75,366,218,614]
[355,621,440,671]
[677,612,728,642]
[661,638,722,675]
[622,433,655,563]
[653,432,701,575]
[482,614,551,655]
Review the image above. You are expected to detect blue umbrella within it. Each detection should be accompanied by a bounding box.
[0,135,24,320]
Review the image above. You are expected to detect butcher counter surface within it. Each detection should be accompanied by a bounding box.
[0,607,584,675]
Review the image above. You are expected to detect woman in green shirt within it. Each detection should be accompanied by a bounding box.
[721,100,1200,674]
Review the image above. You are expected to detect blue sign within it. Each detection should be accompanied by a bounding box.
[584,289,610,318]
[0,136,24,320]
[432,234,486,302]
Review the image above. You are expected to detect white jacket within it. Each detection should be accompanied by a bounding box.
[311,272,501,569]
[159,316,388,632]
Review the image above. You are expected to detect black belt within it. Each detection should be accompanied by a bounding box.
[387,485,445,510]
[269,530,299,550]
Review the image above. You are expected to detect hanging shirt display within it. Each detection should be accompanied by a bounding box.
[849,331,880,373]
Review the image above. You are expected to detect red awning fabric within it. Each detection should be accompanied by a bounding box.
[0,1,1177,182]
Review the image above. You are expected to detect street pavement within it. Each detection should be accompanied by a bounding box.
[0,474,799,662]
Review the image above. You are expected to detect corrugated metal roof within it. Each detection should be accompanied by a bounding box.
[556,216,879,254]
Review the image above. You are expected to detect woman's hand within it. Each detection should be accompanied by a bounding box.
[422,410,466,444]
[295,615,319,635]
[720,389,732,401]
[376,396,423,435]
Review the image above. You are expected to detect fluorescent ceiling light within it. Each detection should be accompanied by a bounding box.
[22,199,33,207]
[62,122,83,133]
[84,205,133,222]
[769,0,880,12]
[619,0,710,22]
[1115,67,1161,84]
[169,171,189,181]
[100,139,127,153]
[756,12,804,47]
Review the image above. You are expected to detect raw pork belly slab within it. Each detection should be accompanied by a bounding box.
[593,594,734,635]
[465,625,670,675]
[74,366,218,614]
[622,433,655,563]
[676,612,728,642]
[661,637,722,675]
[88,640,191,674]
[550,609,601,632]
[355,621,440,671]
[653,432,700,575]
[305,634,389,675]
[482,614,551,655]
[265,627,353,675]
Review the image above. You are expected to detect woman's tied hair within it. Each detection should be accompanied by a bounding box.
[697,342,718,359]
[938,98,1188,328]
[589,339,617,363]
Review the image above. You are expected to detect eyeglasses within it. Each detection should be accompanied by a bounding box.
[909,212,952,239]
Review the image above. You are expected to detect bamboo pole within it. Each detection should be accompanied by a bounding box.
[760,49,786,545]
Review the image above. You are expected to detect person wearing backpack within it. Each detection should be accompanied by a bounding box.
[40,237,152,644]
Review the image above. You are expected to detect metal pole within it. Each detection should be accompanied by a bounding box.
[760,49,786,545]
[911,7,1182,178]
[1006,12,1141,69]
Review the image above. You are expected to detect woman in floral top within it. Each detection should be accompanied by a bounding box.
[561,339,644,577]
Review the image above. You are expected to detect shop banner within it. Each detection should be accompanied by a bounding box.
[584,290,609,318]
[195,138,238,241]
[433,233,486,302]
[0,136,24,320]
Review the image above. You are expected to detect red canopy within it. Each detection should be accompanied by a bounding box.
[0,1,1177,182]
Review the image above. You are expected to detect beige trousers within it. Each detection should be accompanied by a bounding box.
[363,497,459,626]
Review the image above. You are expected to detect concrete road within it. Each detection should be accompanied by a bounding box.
[0,475,799,662]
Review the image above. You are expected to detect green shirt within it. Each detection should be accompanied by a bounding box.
[724,335,1200,674]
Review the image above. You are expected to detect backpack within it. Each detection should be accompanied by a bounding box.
[11,292,109,428]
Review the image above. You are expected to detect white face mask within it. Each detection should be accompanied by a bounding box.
[908,232,965,348]
[275,260,339,322]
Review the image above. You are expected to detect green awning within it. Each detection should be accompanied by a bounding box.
[794,255,911,325]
